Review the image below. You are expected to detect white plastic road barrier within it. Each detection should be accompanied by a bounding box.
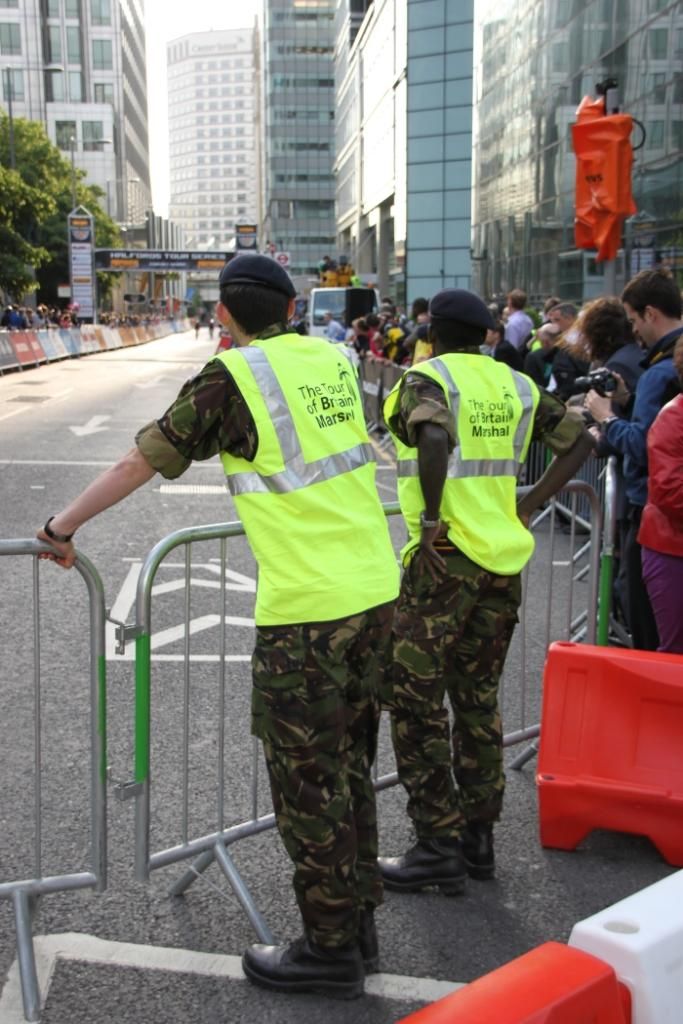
[569,869,683,1024]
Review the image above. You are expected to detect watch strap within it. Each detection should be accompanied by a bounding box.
[420,511,441,529]
[44,516,74,543]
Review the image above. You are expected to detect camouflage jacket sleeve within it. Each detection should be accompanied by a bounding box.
[530,387,585,455]
[135,361,257,480]
[386,372,457,451]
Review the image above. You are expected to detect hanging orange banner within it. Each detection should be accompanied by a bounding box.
[572,96,637,262]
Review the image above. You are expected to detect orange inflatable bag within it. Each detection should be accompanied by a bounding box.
[572,95,636,261]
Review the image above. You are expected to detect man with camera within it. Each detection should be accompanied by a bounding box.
[585,269,682,650]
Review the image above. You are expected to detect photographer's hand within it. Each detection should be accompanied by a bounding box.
[609,371,630,407]
[584,389,613,424]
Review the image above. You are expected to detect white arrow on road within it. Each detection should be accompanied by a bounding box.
[134,377,166,389]
[69,415,112,436]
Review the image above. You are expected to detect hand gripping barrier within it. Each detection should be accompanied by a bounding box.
[537,642,683,865]
[0,540,107,1022]
[395,942,630,1023]
[113,484,602,946]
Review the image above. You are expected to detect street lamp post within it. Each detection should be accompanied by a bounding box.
[4,66,15,170]
[69,135,77,209]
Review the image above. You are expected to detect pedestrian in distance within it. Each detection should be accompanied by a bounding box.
[36,252,400,1000]
[379,287,594,895]
[503,288,533,352]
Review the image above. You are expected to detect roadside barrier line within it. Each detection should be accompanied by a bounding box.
[0,933,465,1023]
[0,408,31,422]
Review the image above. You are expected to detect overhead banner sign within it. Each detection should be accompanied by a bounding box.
[95,249,234,272]
[69,209,96,319]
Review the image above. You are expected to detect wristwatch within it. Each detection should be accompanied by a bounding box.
[43,516,74,543]
[419,511,440,529]
[600,416,617,431]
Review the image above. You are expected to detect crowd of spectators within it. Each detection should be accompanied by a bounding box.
[1,303,183,331]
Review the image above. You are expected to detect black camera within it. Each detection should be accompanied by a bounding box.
[572,367,618,397]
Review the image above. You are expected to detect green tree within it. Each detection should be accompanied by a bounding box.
[0,114,122,303]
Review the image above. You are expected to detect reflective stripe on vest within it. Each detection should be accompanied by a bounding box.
[395,357,536,479]
[226,345,375,496]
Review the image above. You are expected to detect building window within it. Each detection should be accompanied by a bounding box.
[90,0,110,25]
[47,24,62,62]
[65,0,80,16]
[0,22,21,54]
[0,0,19,8]
[647,120,665,148]
[92,38,112,69]
[45,69,64,100]
[94,81,113,103]
[68,70,82,100]
[47,0,60,13]
[56,120,76,150]
[82,120,105,150]
[648,28,668,59]
[66,25,81,63]
[2,67,23,99]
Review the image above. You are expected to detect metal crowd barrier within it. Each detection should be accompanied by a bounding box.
[357,357,403,443]
[0,541,107,1023]
[117,484,602,944]
[0,473,608,1015]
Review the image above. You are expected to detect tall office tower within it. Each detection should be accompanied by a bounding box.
[335,0,474,304]
[261,0,337,287]
[0,0,151,223]
[167,27,259,260]
[473,0,683,304]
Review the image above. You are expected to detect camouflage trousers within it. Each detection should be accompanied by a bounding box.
[251,601,394,949]
[386,548,521,838]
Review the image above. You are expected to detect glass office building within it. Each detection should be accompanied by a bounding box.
[335,0,474,304]
[472,0,683,303]
[261,0,338,283]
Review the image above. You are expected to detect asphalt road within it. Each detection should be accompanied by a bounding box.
[0,330,674,1023]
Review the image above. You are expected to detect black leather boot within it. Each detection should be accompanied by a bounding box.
[462,821,495,880]
[378,837,467,895]
[359,906,379,973]
[242,936,364,999]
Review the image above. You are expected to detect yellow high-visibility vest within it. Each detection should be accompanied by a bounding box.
[384,353,540,574]
[215,333,399,625]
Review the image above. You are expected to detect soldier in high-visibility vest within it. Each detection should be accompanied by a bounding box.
[378,288,593,894]
[36,253,399,999]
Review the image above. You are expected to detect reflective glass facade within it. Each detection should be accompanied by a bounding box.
[262,0,337,280]
[473,0,683,303]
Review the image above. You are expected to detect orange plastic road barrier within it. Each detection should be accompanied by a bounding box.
[572,95,636,261]
[537,642,683,865]
[395,942,630,1023]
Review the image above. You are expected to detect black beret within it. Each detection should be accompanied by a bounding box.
[219,254,296,298]
[429,288,495,330]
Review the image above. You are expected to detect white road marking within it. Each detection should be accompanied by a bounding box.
[69,415,112,436]
[106,561,256,661]
[0,406,30,422]
[0,932,464,1022]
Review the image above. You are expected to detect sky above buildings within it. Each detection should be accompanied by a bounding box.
[145,0,260,217]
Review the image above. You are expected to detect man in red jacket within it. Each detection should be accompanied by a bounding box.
[638,336,683,653]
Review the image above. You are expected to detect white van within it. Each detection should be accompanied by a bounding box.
[306,287,380,338]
